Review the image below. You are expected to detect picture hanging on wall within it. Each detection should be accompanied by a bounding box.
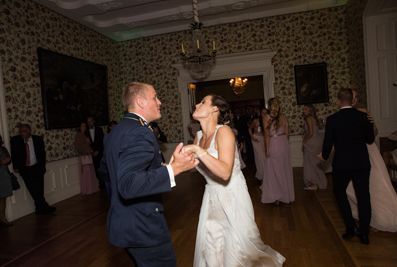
[38,48,109,129]
[294,62,329,105]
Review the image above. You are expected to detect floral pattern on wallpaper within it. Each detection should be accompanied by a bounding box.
[2,1,366,162]
[119,6,351,138]
[346,0,368,108]
[0,0,120,161]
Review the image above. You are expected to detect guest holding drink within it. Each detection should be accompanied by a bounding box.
[302,104,327,190]
[74,122,99,195]
[261,98,294,204]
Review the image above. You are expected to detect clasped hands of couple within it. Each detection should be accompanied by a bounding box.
[166,143,206,175]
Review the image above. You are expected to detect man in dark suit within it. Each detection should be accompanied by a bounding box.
[99,82,198,266]
[10,124,56,214]
[319,89,374,244]
[86,116,105,189]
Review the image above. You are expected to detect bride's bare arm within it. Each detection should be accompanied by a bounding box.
[357,107,378,137]
[183,127,235,180]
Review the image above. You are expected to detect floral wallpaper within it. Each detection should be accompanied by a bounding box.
[346,0,369,108]
[1,0,369,162]
[119,7,351,138]
[0,0,120,161]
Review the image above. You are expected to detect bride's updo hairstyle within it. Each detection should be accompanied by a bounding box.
[209,94,231,125]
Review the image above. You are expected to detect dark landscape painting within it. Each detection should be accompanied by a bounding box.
[38,48,109,129]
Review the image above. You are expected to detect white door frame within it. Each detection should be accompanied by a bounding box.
[172,49,277,144]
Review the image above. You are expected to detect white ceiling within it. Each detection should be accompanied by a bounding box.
[33,0,353,42]
[31,0,397,42]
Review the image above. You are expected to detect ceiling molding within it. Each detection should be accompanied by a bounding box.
[34,0,348,42]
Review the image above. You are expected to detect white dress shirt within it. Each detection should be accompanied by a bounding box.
[89,127,95,142]
[25,136,38,166]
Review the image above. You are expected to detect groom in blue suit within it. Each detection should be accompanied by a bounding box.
[100,82,198,266]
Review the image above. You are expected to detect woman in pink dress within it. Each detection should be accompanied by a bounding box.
[261,98,294,204]
[249,108,268,180]
[346,90,397,232]
[74,122,99,195]
[302,104,327,190]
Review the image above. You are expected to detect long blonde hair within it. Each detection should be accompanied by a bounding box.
[303,104,319,125]
[267,98,282,131]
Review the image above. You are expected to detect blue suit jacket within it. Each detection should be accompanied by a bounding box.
[99,113,172,248]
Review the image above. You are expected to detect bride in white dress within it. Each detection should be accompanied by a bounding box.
[183,94,285,267]
[346,90,397,232]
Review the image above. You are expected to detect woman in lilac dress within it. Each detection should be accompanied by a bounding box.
[249,108,268,180]
[74,122,99,195]
[302,104,327,190]
[261,98,294,204]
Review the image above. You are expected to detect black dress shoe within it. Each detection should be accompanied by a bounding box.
[357,233,369,245]
[35,206,56,214]
[342,227,357,239]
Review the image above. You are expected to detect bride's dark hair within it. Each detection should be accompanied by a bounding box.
[209,94,231,125]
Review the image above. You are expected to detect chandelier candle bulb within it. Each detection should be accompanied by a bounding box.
[181,44,185,54]
[213,41,215,51]
[197,40,199,49]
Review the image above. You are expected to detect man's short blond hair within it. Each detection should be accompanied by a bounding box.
[122,82,151,110]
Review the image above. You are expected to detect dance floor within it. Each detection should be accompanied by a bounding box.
[0,163,396,266]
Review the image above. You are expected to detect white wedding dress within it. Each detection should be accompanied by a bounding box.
[194,125,285,267]
[346,143,397,232]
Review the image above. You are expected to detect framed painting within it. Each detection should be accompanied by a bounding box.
[294,62,329,105]
[38,48,109,129]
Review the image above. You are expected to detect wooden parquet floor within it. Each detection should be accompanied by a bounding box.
[0,163,396,266]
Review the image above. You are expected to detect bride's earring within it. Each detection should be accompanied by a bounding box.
[211,113,213,116]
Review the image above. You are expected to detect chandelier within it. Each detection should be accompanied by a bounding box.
[230,77,248,95]
[180,0,216,79]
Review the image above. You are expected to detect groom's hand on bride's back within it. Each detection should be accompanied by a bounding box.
[170,143,199,176]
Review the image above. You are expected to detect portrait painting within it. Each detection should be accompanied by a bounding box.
[294,62,329,105]
[38,48,109,129]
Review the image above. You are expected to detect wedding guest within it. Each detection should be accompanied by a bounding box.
[0,135,13,226]
[230,112,246,170]
[249,108,267,180]
[244,106,255,163]
[233,108,246,153]
[107,121,118,134]
[103,120,118,199]
[104,121,118,144]
[261,98,294,205]
[74,122,99,195]
[11,124,56,214]
[86,116,105,189]
[188,115,201,144]
[302,104,327,190]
